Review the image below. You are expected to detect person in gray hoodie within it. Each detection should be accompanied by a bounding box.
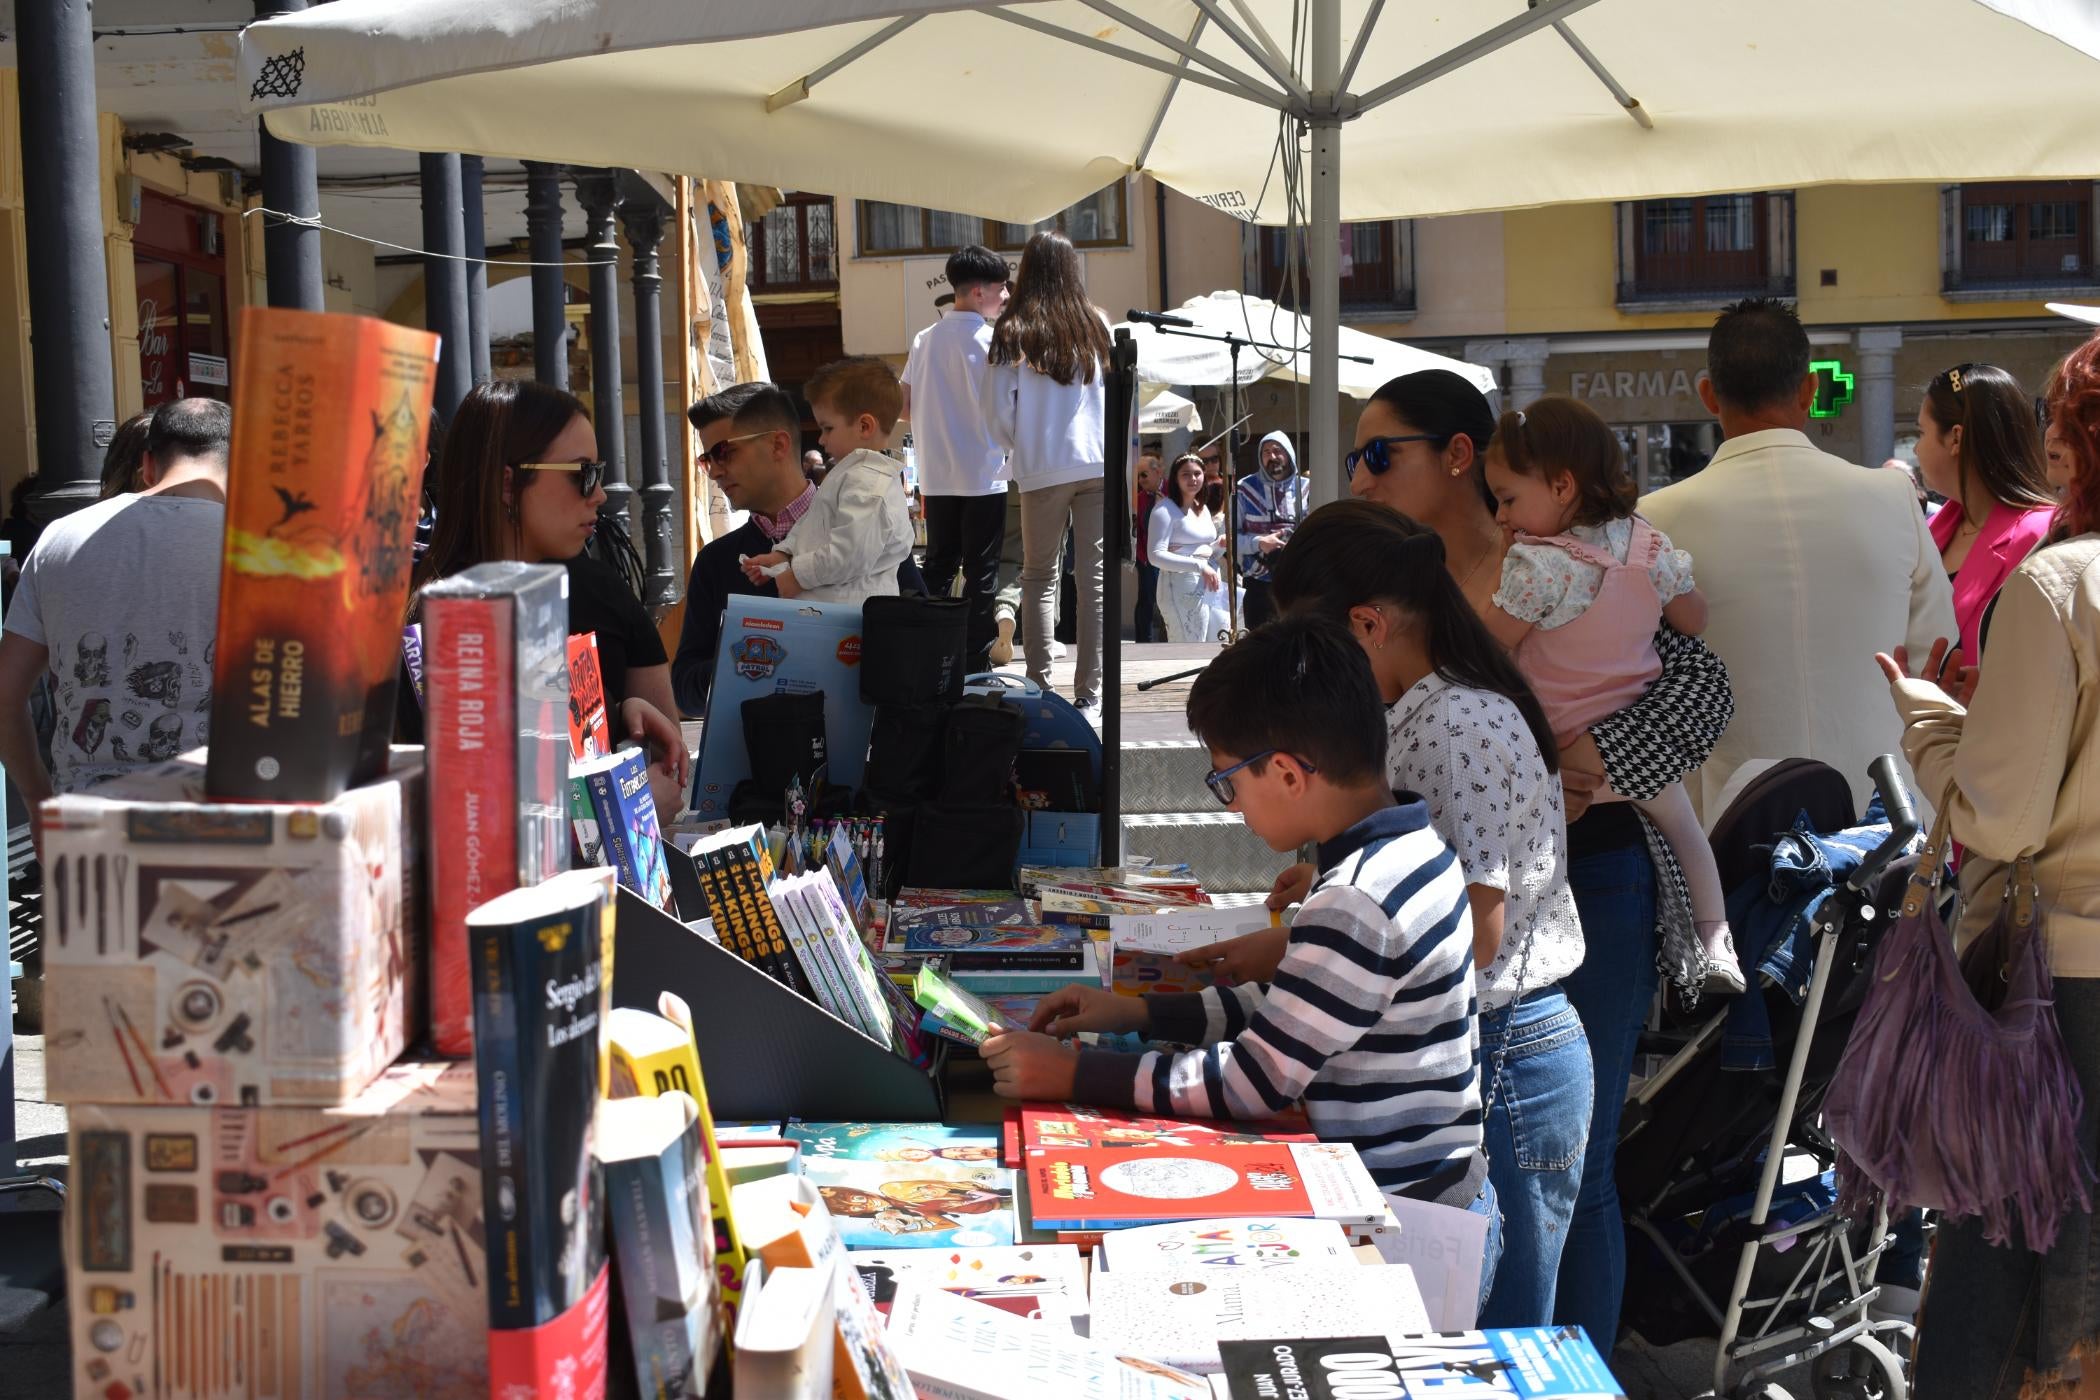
[1235,430,1310,627]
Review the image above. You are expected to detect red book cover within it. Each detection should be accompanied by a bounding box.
[1020,1103,1316,1154]
[1025,1141,1385,1229]
[488,1261,612,1400]
[1002,1107,1023,1168]
[566,632,611,760]
[424,563,571,1057]
[206,306,438,801]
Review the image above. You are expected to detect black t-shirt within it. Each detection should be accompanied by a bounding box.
[564,554,666,715]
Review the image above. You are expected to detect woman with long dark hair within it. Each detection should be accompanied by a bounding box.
[982,229,1112,709]
[1147,452,1231,643]
[408,379,686,804]
[1341,368,1735,1348]
[1915,362,2057,667]
[1263,498,1594,1329]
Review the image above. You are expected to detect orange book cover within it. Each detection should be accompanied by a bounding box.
[206,306,439,802]
[566,632,611,760]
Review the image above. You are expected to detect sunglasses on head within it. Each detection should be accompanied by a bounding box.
[705,428,781,468]
[520,460,606,496]
[1203,749,1317,805]
[1344,433,1449,481]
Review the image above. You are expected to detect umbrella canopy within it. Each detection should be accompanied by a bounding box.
[242,0,2100,498]
[1138,386,1201,434]
[1116,291,1494,400]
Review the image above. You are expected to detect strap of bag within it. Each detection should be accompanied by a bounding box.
[1899,800,1958,919]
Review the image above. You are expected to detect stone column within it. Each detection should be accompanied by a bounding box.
[524,162,569,388]
[574,171,633,529]
[1505,338,1552,411]
[419,153,471,422]
[459,154,491,384]
[1463,340,1512,410]
[620,189,682,609]
[1856,326,1904,468]
[254,0,323,311]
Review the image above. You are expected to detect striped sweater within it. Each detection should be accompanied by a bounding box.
[1073,798,1486,1205]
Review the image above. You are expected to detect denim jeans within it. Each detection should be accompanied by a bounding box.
[1466,1175,1506,1320]
[1554,840,1659,1349]
[1478,987,1593,1329]
[1915,978,2100,1399]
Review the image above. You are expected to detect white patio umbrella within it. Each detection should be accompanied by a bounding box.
[242,0,2100,499]
[1138,386,1201,434]
[1116,291,1495,400]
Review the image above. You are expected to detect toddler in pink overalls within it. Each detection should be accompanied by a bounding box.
[1482,395,1743,994]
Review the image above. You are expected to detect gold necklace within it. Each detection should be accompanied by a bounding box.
[1454,535,1497,595]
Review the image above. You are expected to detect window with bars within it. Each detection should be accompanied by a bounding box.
[1619,193,1791,302]
[747,193,840,292]
[1946,181,2096,289]
[1251,221,1415,313]
[855,183,1128,258]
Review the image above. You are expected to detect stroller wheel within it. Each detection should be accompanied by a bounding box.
[1810,1334,1907,1400]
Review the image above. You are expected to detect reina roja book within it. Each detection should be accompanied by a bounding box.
[1215,1329,1626,1400]
[422,560,572,1057]
[566,632,612,759]
[468,867,617,1399]
[576,747,673,911]
[1026,1140,1385,1230]
[207,305,439,802]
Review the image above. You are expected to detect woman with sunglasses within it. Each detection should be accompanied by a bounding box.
[406,379,687,804]
[1147,452,1233,643]
[1342,368,1734,1349]
[1915,362,2056,673]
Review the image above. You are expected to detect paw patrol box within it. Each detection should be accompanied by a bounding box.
[690,595,872,823]
[64,1059,487,1400]
[41,745,424,1108]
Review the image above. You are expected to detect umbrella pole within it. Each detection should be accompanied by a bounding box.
[1306,0,1344,509]
[1102,328,1139,866]
[1225,336,1242,640]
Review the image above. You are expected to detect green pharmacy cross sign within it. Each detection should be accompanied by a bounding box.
[1812,359,1855,419]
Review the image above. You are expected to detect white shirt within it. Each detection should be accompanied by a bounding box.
[1145,496,1220,574]
[1641,428,1957,819]
[777,448,912,605]
[1388,673,1584,1012]
[979,319,1109,494]
[901,313,1008,498]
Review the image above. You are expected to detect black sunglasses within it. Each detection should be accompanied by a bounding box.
[521,460,607,497]
[1344,434,1449,481]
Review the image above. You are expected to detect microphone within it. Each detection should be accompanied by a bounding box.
[1127,309,1196,328]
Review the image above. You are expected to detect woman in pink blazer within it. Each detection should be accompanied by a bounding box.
[1915,362,2058,667]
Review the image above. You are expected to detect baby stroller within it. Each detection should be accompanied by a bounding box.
[1615,756,1925,1400]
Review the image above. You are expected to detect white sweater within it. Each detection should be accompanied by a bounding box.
[777,448,912,605]
[979,326,1108,494]
[1147,496,1221,575]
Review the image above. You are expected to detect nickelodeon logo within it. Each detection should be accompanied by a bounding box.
[1042,1160,1094,1200]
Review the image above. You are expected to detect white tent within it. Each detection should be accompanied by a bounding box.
[1138,386,1201,434]
[1116,291,1494,400]
[241,0,2100,498]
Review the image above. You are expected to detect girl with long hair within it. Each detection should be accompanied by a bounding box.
[1261,498,1593,1329]
[1147,453,1232,643]
[1887,333,2100,1398]
[982,229,1112,708]
[407,379,686,805]
[1914,361,2057,667]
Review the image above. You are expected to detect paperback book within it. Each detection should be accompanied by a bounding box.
[576,747,674,910]
[206,305,440,802]
[900,921,1091,969]
[689,827,811,999]
[730,1258,834,1399]
[888,888,1034,939]
[1094,1217,1356,1273]
[1025,1141,1385,1230]
[467,867,616,1399]
[1090,1265,1431,1374]
[600,1092,718,1398]
[848,1243,1088,1327]
[1020,1103,1315,1154]
[789,1122,1014,1249]
[885,1286,1208,1400]
[566,631,612,759]
[1214,1329,1625,1400]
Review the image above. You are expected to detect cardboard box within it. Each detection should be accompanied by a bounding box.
[42,747,424,1108]
[64,1060,487,1400]
[690,596,871,823]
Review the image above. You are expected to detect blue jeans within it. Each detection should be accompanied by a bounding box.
[1554,841,1658,1349]
[1467,1175,1506,1320]
[1477,988,1593,1329]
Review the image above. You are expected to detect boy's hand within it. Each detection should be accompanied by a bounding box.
[980,1032,1079,1101]
[1267,861,1315,911]
[1176,927,1287,985]
[774,567,804,599]
[1027,984,1150,1037]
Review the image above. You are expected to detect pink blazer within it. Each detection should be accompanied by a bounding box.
[1931,500,2056,665]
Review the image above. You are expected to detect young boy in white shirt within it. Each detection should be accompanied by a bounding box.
[742,356,914,606]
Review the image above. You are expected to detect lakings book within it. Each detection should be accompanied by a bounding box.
[423,560,572,1056]
[206,305,439,802]
[567,632,612,759]
[1025,1141,1385,1230]
[884,1286,1208,1400]
[576,747,673,910]
[468,867,616,1399]
[600,1092,718,1398]
[687,827,811,1000]
[1090,1266,1432,1375]
[1214,1330,1626,1400]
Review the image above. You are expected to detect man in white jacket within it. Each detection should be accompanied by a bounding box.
[1641,298,1957,818]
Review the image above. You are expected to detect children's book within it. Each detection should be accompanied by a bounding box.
[947,943,1101,996]
[884,1286,1209,1400]
[566,631,612,759]
[847,1243,1089,1328]
[1094,1217,1355,1274]
[915,962,1025,1046]
[888,888,1034,939]
[1025,1140,1385,1230]
[771,874,878,1043]
[900,921,1091,968]
[577,747,674,910]
[1020,1103,1315,1154]
[1017,862,1199,898]
[786,1120,1002,1165]
[1214,1329,1626,1400]
[787,1123,1014,1249]
[1109,908,1277,955]
[1091,1265,1431,1375]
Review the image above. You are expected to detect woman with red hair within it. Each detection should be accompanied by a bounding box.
[1878,332,2100,1397]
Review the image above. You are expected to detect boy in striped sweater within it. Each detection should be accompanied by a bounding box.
[981,615,1496,1237]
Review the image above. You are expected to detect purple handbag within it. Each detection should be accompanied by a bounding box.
[1827,801,2093,1250]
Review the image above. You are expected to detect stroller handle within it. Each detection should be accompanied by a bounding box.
[1848,753,1922,891]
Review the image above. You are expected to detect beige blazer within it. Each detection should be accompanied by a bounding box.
[1894,535,2100,975]
[1642,428,1957,819]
